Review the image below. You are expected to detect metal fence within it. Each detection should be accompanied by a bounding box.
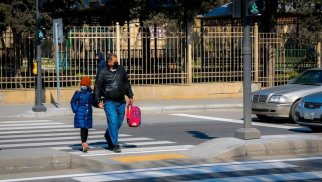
[192,26,244,83]
[0,23,319,90]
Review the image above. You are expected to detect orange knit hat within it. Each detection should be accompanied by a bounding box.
[80,76,91,88]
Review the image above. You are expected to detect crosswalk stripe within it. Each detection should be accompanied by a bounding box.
[0,125,74,130]
[0,128,81,134]
[77,145,194,157]
[0,135,152,144]
[0,122,66,127]
[0,132,130,139]
[186,171,322,182]
[51,144,193,153]
[122,141,175,147]
[0,139,175,149]
[0,120,51,124]
[0,119,185,160]
[72,162,297,182]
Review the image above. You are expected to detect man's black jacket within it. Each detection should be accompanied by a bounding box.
[94,65,133,103]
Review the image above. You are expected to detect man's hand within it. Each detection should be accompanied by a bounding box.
[98,102,104,109]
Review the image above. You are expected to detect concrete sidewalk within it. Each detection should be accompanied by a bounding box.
[0,97,243,118]
[1,97,322,176]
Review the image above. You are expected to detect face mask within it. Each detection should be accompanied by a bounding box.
[113,62,119,68]
[81,86,87,91]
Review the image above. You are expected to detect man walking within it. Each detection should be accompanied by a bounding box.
[93,53,134,153]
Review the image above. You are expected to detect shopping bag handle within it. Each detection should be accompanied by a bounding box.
[126,104,132,119]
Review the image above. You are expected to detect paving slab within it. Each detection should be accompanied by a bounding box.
[0,148,100,174]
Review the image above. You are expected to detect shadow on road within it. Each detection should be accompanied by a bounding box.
[186,131,216,140]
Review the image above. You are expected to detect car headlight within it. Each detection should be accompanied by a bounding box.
[297,99,304,108]
[268,95,288,103]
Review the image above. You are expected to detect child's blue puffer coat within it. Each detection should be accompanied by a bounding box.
[70,89,93,128]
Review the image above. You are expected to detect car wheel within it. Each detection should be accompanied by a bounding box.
[289,100,300,123]
[308,126,322,132]
[256,114,271,121]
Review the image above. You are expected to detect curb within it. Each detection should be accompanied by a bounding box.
[0,148,93,174]
[184,134,322,160]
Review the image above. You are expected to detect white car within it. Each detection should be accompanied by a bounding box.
[295,92,322,131]
[251,68,322,122]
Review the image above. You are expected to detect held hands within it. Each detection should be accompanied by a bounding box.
[128,98,134,105]
[98,99,133,108]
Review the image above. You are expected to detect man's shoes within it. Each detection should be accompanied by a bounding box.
[107,144,113,150]
[113,144,121,153]
[104,134,114,150]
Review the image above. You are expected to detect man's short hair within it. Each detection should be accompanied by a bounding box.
[106,53,117,62]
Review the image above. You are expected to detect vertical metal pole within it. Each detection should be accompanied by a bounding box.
[32,0,47,112]
[55,23,61,106]
[187,23,192,84]
[235,0,260,139]
[254,23,259,82]
[116,22,120,59]
[317,42,321,68]
[243,4,252,129]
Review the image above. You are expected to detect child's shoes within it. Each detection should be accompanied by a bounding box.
[82,142,89,153]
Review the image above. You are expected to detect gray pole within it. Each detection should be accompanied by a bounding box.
[55,23,61,106]
[235,0,260,139]
[32,0,47,112]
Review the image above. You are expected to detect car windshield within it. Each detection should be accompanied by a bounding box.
[289,70,322,85]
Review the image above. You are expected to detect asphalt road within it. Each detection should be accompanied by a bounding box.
[1,108,322,181]
[94,108,313,146]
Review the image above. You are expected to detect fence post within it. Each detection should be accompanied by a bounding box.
[116,22,120,59]
[268,46,275,87]
[254,23,259,82]
[317,42,321,68]
[187,23,193,84]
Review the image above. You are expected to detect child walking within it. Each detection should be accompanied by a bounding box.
[70,76,93,152]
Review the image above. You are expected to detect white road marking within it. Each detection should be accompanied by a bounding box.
[0,135,151,144]
[0,122,66,127]
[78,145,194,157]
[0,120,51,124]
[0,125,74,130]
[0,132,130,139]
[0,139,175,149]
[186,171,322,182]
[2,157,322,182]
[72,162,296,182]
[0,128,80,134]
[171,114,302,129]
[0,131,108,139]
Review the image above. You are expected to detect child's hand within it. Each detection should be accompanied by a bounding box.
[128,98,134,105]
[98,102,104,109]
